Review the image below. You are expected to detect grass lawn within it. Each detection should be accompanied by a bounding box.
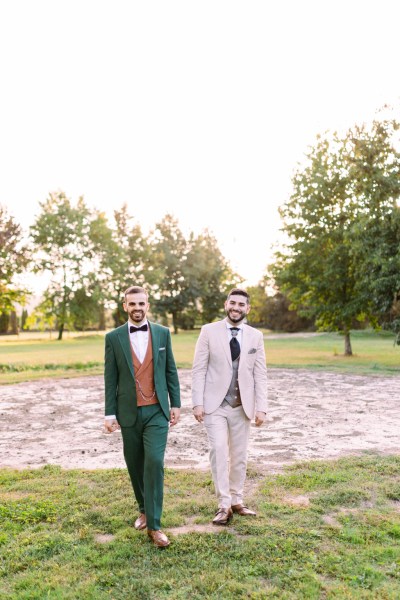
[0,329,399,384]
[264,330,400,375]
[1,454,399,599]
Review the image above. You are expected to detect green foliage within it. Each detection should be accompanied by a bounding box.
[2,197,238,335]
[146,214,189,333]
[147,216,238,332]
[0,205,31,312]
[30,192,116,339]
[247,286,314,331]
[184,231,239,325]
[0,499,57,524]
[94,203,147,328]
[347,121,400,340]
[273,117,400,356]
[0,361,102,373]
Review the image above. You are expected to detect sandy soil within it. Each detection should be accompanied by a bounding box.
[1,369,400,473]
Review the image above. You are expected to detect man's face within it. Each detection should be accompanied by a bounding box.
[224,294,250,324]
[123,292,150,324]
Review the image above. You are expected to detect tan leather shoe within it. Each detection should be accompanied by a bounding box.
[212,507,233,525]
[147,529,170,548]
[134,513,147,530]
[231,504,256,516]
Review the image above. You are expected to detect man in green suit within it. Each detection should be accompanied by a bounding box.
[104,285,181,548]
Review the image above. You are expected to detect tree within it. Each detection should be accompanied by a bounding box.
[0,205,30,314]
[245,284,314,331]
[0,312,10,334]
[146,215,189,333]
[272,117,400,355]
[26,293,57,335]
[264,292,314,332]
[21,308,29,330]
[90,203,147,328]
[30,191,102,340]
[184,231,238,325]
[348,120,400,338]
[238,284,268,327]
[146,216,239,332]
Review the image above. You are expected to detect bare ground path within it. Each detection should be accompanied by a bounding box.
[1,368,400,472]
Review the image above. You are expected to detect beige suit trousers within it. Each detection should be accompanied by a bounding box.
[204,403,251,508]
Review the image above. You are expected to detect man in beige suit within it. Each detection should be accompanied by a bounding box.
[192,288,268,525]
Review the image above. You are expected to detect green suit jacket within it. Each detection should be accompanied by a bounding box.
[104,321,181,426]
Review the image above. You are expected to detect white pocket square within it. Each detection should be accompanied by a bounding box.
[248,348,257,354]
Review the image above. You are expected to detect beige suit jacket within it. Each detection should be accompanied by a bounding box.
[191,319,268,419]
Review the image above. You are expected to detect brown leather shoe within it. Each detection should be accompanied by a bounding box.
[212,507,233,525]
[134,513,147,530]
[147,529,170,548]
[231,504,257,516]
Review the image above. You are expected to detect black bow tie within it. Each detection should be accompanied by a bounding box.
[130,324,148,333]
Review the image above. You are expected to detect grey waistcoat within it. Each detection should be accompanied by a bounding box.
[223,357,242,408]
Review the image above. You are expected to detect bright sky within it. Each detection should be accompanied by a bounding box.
[1,1,399,292]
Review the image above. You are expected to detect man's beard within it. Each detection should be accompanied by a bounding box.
[226,309,245,323]
[129,311,145,323]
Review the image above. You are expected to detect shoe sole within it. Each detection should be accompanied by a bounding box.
[212,518,232,526]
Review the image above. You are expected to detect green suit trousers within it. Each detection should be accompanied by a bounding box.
[120,404,169,531]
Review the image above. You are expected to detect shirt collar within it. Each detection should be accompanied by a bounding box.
[128,319,149,328]
[225,319,243,330]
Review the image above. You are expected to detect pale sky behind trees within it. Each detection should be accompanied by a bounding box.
[0,0,399,292]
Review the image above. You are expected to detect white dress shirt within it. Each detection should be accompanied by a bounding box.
[129,320,149,363]
[225,319,243,348]
[105,320,149,421]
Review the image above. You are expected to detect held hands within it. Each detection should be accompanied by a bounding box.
[255,411,267,427]
[193,405,205,423]
[170,407,181,426]
[104,419,120,434]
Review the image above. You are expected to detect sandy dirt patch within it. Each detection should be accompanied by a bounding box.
[1,369,399,472]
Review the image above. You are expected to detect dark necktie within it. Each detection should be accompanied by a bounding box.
[130,324,148,333]
[230,327,240,361]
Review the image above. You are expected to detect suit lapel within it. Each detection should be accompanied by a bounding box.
[149,322,160,367]
[117,323,135,379]
[238,325,254,372]
[218,320,232,365]
[240,325,250,356]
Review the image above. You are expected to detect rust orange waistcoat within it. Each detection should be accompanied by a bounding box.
[130,332,159,407]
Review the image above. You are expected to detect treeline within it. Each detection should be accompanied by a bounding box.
[0,194,311,338]
[1,112,400,352]
[0,197,238,338]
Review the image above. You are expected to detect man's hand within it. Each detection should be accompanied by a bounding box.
[255,411,266,427]
[193,405,205,423]
[170,407,181,426]
[104,418,120,433]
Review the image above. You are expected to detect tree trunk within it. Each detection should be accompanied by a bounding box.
[98,305,106,331]
[172,312,178,334]
[344,331,352,356]
[58,322,64,341]
[10,310,18,335]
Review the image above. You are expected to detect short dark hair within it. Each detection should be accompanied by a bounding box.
[124,286,148,301]
[227,288,250,303]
